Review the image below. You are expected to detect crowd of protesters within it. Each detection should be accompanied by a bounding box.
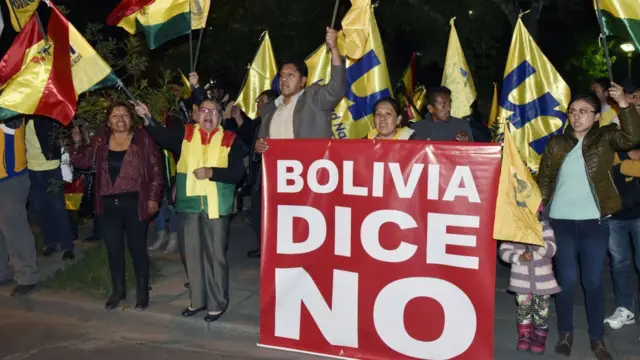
[0,25,640,360]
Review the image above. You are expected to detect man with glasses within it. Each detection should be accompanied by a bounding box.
[136,98,247,322]
[410,86,474,142]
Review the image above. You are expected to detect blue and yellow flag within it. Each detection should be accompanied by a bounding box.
[305,6,391,139]
[493,124,544,246]
[235,31,278,120]
[442,18,476,118]
[496,17,570,174]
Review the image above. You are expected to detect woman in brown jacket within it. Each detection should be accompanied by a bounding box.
[537,83,640,359]
[70,103,164,311]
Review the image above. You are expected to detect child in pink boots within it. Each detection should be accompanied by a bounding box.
[499,220,560,354]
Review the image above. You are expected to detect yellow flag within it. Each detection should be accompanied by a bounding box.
[442,18,476,118]
[488,82,504,143]
[235,31,278,120]
[179,70,192,99]
[190,0,211,30]
[6,0,40,31]
[413,85,426,112]
[497,17,570,174]
[306,5,391,139]
[341,0,371,60]
[493,125,544,247]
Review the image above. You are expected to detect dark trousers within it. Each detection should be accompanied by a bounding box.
[248,174,262,248]
[551,218,610,340]
[28,169,75,251]
[99,194,149,291]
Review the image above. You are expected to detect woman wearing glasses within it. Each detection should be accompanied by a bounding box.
[537,82,640,359]
[134,99,246,322]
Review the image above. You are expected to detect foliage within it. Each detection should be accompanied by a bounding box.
[566,39,617,89]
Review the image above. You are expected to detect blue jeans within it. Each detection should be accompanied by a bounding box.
[28,169,75,251]
[153,202,178,233]
[551,218,609,340]
[608,218,640,311]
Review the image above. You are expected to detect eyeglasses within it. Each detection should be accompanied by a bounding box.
[199,108,221,115]
[567,108,597,117]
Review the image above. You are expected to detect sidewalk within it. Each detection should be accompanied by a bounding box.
[2,214,639,359]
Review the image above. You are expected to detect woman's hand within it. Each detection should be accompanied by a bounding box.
[519,252,533,263]
[148,200,159,217]
[255,138,268,154]
[71,127,82,145]
[131,101,151,126]
[193,167,213,180]
[609,82,630,109]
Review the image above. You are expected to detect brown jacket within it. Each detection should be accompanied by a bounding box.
[537,106,640,217]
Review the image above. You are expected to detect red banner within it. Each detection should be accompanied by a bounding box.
[259,140,502,360]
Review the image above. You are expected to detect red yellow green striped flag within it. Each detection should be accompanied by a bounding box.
[596,0,640,51]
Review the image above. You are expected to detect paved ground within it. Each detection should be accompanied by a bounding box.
[1,211,639,359]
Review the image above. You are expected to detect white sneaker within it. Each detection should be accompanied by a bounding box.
[604,306,635,329]
[164,233,178,254]
[148,231,167,250]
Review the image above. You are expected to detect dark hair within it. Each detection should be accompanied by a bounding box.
[373,97,410,128]
[280,61,309,78]
[568,91,602,114]
[592,77,611,91]
[427,86,452,106]
[106,102,134,123]
[259,89,279,103]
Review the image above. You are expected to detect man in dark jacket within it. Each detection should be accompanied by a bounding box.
[26,116,75,260]
[411,86,474,142]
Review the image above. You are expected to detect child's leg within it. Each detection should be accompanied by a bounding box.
[530,294,551,354]
[516,293,534,351]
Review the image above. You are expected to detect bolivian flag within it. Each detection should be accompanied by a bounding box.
[190,0,210,30]
[5,0,40,31]
[397,52,421,121]
[596,0,640,51]
[107,0,191,50]
[0,5,117,125]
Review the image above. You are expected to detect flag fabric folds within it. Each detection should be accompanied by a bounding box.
[596,0,640,52]
[397,52,421,121]
[5,0,40,31]
[496,17,570,174]
[235,31,278,120]
[0,6,5,38]
[493,125,544,247]
[442,18,476,119]
[341,0,371,60]
[0,5,117,125]
[107,0,191,49]
[306,6,391,139]
[190,0,210,30]
[488,82,503,142]
[179,70,192,99]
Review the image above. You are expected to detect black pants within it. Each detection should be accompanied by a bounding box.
[99,193,149,290]
[248,178,262,248]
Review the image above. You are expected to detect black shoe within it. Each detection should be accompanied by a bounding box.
[247,249,261,259]
[184,282,190,289]
[134,275,149,311]
[10,284,38,297]
[42,247,57,257]
[182,307,205,317]
[204,311,224,322]
[590,340,613,360]
[105,291,126,310]
[554,332,573,357]
[62,250,75,261]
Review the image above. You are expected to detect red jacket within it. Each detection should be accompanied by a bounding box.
[70,127,164,220]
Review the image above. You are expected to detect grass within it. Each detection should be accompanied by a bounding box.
[42,241,162,298]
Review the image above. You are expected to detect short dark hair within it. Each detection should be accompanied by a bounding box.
[427,86,452,106]
[592,77,611,91]
[568,91,602,114]
[280,61,309,78]
[106,102,134,122]
[373,96,410,128]
[259,89,279,103]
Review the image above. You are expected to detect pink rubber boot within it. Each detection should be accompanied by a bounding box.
[530,328,548,354]
[517,324,532,352]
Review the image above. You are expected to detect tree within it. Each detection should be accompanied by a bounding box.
[566,39,617,88]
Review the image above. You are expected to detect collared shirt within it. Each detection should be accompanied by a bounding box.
[270,89,305,139]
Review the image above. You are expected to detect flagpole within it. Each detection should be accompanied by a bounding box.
[7,0,23,31]
[594,0,615,83]
[116,80,159,127]
[189,1,194,72]
[193,28,204,70]
[330,0,340,28]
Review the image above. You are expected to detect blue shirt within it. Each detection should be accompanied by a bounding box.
[549,137,600,220]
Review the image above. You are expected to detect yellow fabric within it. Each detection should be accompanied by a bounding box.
[179,125,231,219]
[442,18,477,118]
[235,31,278,119]
[305,6,391,139]
[190,0,211,29]
[25,120,60,171]
[597,0,640,20]
[136,0,190,27]
[0,121,27,178]
[366,126,411,139]
[118,13,138,34]
[341,0,371,60]
[68,20,115,95]
[493,125,544,246]
[600,105,619,126]
[65,193,83,211]
[413,85,426,112]
[488,82,504,142]
[179,70,192,99]
[495,17,571,174]
[6,0,40,31]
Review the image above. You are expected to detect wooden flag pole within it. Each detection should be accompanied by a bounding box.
[594,0,615,83]
[193,28,205,70]
[116,80,159,127]
[330,0,340,28]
